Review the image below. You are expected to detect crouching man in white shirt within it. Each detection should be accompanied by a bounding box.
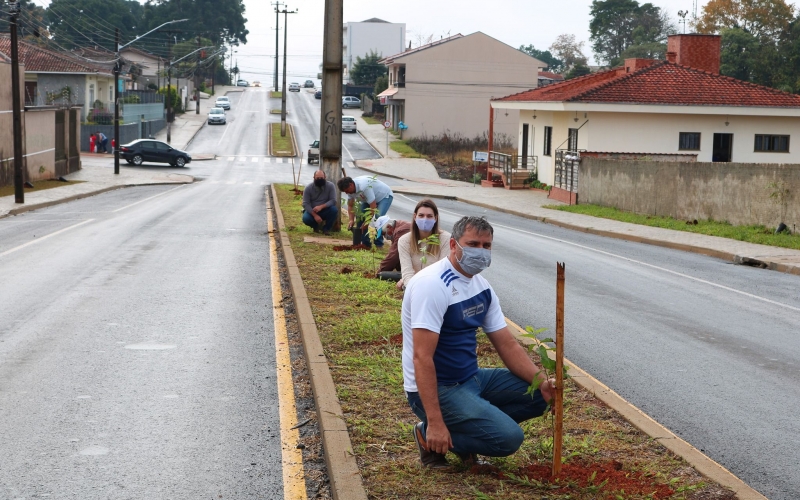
[401,215,555,469]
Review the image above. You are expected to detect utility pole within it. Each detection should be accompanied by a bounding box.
[320,0,343,229]
[195,36,201,115]
[9,0,24,203]
[278,6,297,136]
[114,28,121,174]
[272,2,283,91]
[166,34,172,143]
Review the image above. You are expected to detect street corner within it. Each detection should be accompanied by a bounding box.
[190,154,216,161]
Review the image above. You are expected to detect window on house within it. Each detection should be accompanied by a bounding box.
[89,84,95,107]
[543,126,552,156]
[679,132,701,150]
[754,135,789,152]
[24,82,37,106]
[568,128,578,151]
[109,86,113,101]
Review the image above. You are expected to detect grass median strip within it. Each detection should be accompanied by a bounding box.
[270,122,295,157]
[275,184,736,499]
[545,203,800,250]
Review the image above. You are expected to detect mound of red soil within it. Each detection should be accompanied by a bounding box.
[340,267,353,274]
[332,244,370,251]
[502,460,675,499]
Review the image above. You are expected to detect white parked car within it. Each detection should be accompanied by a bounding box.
[207,107,226,125]
[342,116,357,133]
[215,96,230,109]
[288,82,301,92]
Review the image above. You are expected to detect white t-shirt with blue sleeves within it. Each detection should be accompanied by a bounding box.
[401,257,507,393]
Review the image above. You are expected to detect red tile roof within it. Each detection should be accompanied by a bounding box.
[538,71,564,81]
[0,35,112,75]
[497,61,800,108]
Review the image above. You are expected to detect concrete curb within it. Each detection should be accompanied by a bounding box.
[0,179,194,220]
[268,185,368,500]
[393,189,800,277]
[506,318,767,500]
[183,117,206,150]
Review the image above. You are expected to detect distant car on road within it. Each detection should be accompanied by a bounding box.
[289,82,301,92]
[215,96,231,109]
[304,80,315,88]
[253,81,261,87]
[119,139,192,168]
[308,140,319,164]
[314,89,321,99]
[342,96,361,108]
[207,107,226,125]
[342,116,357,133]
[236,80,248,87]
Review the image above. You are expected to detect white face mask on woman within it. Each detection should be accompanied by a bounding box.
[415,217,435,232]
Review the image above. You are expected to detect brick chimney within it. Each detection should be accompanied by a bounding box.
[621,58,657,74]
[666,34,721,74]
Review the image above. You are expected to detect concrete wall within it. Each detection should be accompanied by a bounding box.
[23,108,56,181]
[396,33,542,147]
[1,60,27,186]
[516,109,800,186]
[579,157,800,228]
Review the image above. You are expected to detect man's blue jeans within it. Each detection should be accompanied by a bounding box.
[406,368,547,457]
[358,195,393,246]
[302,205,338,232]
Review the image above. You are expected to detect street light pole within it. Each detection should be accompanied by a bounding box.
[272,2,283,91]
[9,0,24,203]
[114,18,187,173]
[279,6,297,137]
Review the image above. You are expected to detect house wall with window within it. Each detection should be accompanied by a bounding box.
[515,109,800,185]
[31,74,86,111]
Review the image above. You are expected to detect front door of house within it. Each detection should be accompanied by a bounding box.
[521,123,530,168]
[712,133,733,162]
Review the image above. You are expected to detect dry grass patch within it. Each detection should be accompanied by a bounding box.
[275,184,735,499]
[0,179,84,198]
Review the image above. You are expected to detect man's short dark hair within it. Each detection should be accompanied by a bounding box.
[452,216,493,241]
[337,176,353,191]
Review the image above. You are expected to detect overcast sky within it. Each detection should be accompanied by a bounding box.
[233,0,706,84]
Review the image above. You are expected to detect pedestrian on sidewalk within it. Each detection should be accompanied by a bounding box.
[337,175,394,247]
[302,170,338,235]
[95,131,109,153]
[373,215,411,284]
[402,216,555,469]
[397,198,451,291]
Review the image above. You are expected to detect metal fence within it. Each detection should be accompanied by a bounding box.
[554,149,583,192]
[488,152,538,189]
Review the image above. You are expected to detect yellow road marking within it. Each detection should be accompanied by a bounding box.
[267,191,308,500]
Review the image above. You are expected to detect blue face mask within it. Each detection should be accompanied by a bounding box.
[456,241,491,275]
[415,217,435,232]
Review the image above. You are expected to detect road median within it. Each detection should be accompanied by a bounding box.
[270,183,759,500]
[270,122,296,157]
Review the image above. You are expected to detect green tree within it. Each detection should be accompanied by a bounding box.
[350,50,386,86]
[141,0,248,46]
[519,44,564,73]
[589,0,673,66]
[695,0,794,42]
[46,0,144,49]
[0,0,49,41]
[719,27,759,81]
[565,64,592,80]
[373,74,389,97]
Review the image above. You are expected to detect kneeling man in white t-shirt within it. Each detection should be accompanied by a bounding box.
[401,215,555,468]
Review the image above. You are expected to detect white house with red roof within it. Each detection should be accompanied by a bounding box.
[491,34,800,187]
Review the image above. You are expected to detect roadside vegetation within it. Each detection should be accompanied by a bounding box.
[399,132,516,182]
[545,204,800,250]
[0,179,84,198]
[389,140,425,158]
[361,114,383,126]
[275,184,734,500]
[270,91,283,98]
[270,123,295,157]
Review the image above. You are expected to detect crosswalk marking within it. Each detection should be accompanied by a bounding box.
[238,157,247,162]
[227,157,235,161]
[226,181,235,185]
[251,157,259,162]
[243,181,253,185]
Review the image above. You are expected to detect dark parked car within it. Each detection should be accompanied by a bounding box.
[304,80,315,88]
[314,89,321,99]
[119,139,192,168]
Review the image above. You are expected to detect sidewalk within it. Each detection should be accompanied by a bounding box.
[345,110,402,158]
[355,157,800,276]
[0,164,194,219]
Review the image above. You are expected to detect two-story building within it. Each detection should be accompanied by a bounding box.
[378,32,544,146]
[491,34,800,187]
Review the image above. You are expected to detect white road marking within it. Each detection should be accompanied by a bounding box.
[397,193,800,313]
[226,181,236,185]
[243,181,253,185]
[227,157,235,161]
[238,157,247,162]
[210,181,220,184]
[217,119,233,146]
[112,185,186,213]
[0,219,94,259]
[251,157,259,163]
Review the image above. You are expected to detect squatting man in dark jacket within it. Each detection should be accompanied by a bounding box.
[302,170,338,235]
[401,215,555,469]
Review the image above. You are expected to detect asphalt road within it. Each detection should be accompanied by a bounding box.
[0,87,393,498]
[386,193,800,500]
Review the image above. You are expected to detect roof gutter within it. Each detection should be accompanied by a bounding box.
[491,101,800,117]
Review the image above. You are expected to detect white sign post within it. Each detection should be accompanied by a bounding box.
[472,151,489,186]
[384,121,391,156]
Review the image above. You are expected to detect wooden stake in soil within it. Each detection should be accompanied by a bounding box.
[553,262,565,477]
